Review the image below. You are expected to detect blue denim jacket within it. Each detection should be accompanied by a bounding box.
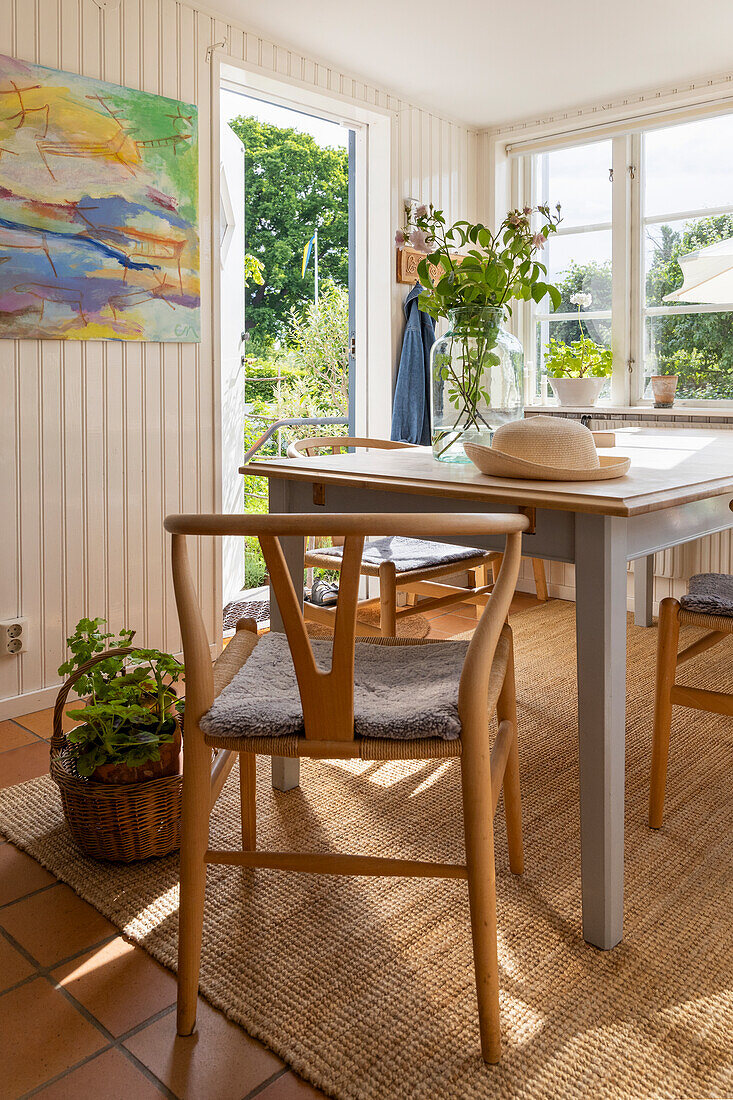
[390,284,435,446]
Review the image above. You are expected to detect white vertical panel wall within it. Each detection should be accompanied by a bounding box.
[0,0,478,714]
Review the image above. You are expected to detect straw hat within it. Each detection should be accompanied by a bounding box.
[464,416,630,481]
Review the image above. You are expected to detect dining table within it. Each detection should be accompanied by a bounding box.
[242,426,733,950]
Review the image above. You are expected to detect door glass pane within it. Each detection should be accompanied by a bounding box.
[533,140,612,228]
[644,312,733,400]
[644,113,733,220]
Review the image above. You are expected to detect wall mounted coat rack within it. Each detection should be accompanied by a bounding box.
[396,246,468,285]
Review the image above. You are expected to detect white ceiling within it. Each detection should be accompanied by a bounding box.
[222,1,733,128]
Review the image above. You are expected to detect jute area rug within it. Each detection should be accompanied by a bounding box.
[1,601,731,1100]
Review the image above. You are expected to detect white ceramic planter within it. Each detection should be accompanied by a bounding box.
[549,377,605,407]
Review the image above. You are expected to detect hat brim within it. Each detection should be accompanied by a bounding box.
[464,442,631,482]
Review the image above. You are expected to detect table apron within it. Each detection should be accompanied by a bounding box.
[276,478,733,566]
[279,478,576,562]
[626,493,733,559]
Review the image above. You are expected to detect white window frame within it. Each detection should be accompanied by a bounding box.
[493,94,733,408]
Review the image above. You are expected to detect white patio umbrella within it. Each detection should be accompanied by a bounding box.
[664,236,733,305]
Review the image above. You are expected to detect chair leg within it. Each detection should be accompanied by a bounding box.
[531,558,548,602]
[177,732,212,1036]
[239,752,256,850]
[378,560,397,636]
[460,730,502,1063]
[496,635,523,875]
[649,597,681,829]
[469,563,488,619]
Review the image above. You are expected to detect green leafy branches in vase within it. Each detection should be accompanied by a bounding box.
[397,202,563,461]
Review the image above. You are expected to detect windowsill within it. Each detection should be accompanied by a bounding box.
[525,405,733,419]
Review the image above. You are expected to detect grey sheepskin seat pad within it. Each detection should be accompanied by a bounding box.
[201,632,470,742]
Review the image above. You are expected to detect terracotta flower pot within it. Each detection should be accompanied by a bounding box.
[650,374,678,408]
[92,723,182,785]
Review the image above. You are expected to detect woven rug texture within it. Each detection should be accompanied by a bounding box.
[0,601,731,1100]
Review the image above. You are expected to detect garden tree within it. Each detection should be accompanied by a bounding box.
[228,116,348,349]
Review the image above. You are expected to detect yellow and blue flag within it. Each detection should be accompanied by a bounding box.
[301,234,316,278]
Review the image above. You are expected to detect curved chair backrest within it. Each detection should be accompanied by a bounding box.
[287,436,415,459]
[165,512,528,747]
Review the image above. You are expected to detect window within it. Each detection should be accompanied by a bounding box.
[518,108,733,404]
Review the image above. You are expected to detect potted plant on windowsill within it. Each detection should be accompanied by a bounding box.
[544,292,613,406]
[649,369,679,408]
[50,618,185,861]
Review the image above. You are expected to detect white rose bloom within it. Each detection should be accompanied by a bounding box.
[570,292,592,308]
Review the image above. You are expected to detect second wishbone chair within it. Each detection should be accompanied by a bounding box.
[165,509,530,1063]
[287,436,501,635]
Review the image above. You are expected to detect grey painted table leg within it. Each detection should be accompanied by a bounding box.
[574,513,627,949]
[634,554,655,627]
[268,478,301,792]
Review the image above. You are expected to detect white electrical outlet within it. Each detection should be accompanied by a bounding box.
[0,618,27,656]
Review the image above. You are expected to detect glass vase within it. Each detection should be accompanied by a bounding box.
[430,306,524,463]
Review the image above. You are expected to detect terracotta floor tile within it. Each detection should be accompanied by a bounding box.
[0,882,115,966]
[53,936,176,1036]
[431,612,481,634]
[12,706,55,737]
[258,1070,329,1099]
[0,933,36,990]
[11,706,79,741]
[0,739,50,788]
[0,719,39,751]
[124,997,284,1100]
[0,840,56,906]
[426,627,454,640]
[35,1047,165,1099]
[0,977,106,1096]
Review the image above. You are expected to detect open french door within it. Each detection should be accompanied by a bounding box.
[219,115,246,606]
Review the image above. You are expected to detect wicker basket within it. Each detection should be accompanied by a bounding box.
[50,647,183,862]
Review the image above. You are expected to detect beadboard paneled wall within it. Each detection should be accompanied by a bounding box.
[0,0,478,714]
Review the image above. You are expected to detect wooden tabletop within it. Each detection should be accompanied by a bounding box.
[242,427,733,518]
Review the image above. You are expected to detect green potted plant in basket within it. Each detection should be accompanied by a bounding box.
[58,618,184,784]
[397,201,563,461]
[544,292,613,406]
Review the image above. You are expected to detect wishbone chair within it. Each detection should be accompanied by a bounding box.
[165,509,529,1062]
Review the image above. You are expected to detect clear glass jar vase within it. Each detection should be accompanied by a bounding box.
[430,306,524,463]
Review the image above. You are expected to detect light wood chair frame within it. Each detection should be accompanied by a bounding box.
[288,436,547,635]
[165,509,530,1063]
[650,595,733,828]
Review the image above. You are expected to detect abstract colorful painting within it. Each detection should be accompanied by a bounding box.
[0,55,199,341]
